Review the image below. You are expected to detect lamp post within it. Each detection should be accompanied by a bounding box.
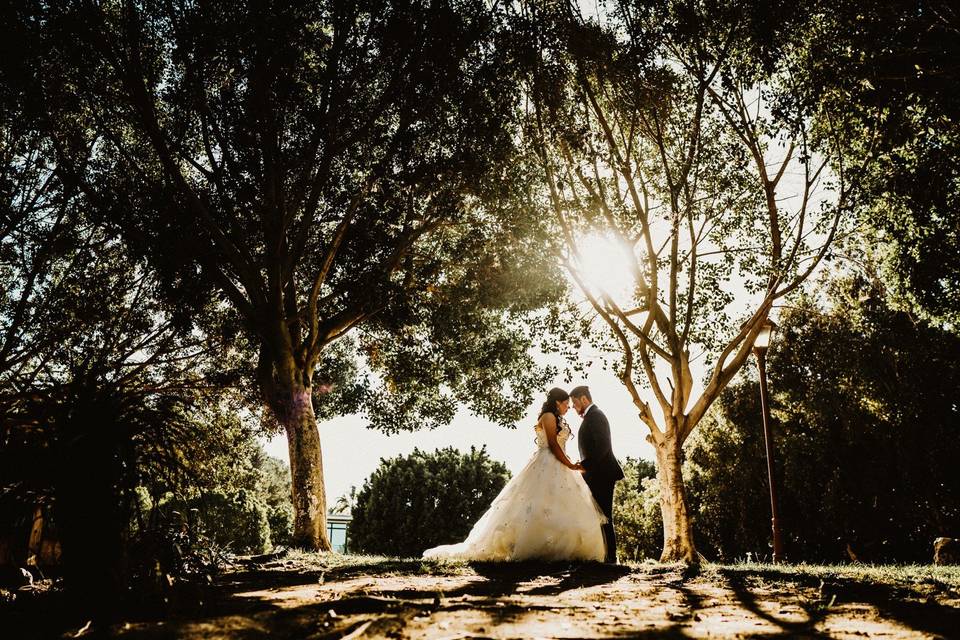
[753,318,784,563]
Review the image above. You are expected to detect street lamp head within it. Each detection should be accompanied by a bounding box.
[754,318,778,350]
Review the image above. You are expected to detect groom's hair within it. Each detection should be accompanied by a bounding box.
[570,385,591,401]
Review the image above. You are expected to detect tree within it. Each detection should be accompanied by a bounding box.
[350,447,509,558]
[35,0,556,550]
[1,17,251,608]
[0,6,81,401]
[522,2,857,561]
[685,274,960,562]
[795,1,960,325]
[0,238,222,614]
[331,485,357,515]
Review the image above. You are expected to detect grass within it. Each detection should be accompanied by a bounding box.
[275,549,960,592]
[5,551,958,639]
[703,560,960,590]
[278,548,474,577]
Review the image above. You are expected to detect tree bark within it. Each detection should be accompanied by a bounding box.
[655,435,698,564]
[275,384,331,551]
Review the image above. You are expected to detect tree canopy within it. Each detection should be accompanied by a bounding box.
[26,0,562,548]
[36,0,557,428]
[795,0,960,326]
[685,273,960,562]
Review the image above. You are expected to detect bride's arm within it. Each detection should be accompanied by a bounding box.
[539,413,582,471]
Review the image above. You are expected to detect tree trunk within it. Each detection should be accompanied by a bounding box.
[655,435,698,564]
[56,402,128,619]
[275,384,331,551]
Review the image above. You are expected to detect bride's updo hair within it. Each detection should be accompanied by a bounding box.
[539,387,570,434]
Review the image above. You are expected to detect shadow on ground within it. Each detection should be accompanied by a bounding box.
[3,557,959,639]
[715,565,960,639]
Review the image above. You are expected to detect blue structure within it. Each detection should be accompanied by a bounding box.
[326,511,351,553]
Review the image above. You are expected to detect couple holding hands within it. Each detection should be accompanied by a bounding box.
[424,385,624,564]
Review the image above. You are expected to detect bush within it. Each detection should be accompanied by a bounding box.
[252,453,294,548]
[175,490,272,554]
[350,446,510,557]
[127,401,295,584]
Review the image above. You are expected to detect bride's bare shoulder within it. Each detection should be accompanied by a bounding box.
[538,412,557,428]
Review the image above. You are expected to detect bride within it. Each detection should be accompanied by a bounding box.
[422,387,607,562]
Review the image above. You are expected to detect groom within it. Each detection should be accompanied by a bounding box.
[571,385,624,563]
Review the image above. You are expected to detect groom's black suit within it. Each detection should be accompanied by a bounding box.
[577,404,624,563]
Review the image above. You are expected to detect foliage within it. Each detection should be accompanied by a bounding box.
[332,485,358,516]
[131,403,294,560]
[0,6,93,404]
[32,0,561,430]
[521,0,852,428]
[613,458,661,562]
[684,274,960,562]
[794,1,960,325]
[350,447,510,557]
[253,452,294,548]
[165,492,272,556]
[0,181,228,606]
[0,12,260,597]
[0,64,291,586]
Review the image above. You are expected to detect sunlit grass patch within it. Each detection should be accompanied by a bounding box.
[697,560,960,597]
[719,561,960,584]
[277,550,472,577]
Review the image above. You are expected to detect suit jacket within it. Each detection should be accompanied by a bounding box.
[577,405,625,483]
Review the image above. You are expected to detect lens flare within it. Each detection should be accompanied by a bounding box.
[570,232,638,303]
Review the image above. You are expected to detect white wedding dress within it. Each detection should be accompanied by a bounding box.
[422,418,607,562]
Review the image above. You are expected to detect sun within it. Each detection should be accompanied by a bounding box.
[570,232,638,303]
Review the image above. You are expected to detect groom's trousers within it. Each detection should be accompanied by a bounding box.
[585,475,617,563]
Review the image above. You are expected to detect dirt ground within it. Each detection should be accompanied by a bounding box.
[5,554,960,639]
